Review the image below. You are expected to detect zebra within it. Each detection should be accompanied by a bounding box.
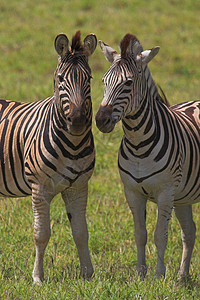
[95,33,200,279]
[0,31,97,283]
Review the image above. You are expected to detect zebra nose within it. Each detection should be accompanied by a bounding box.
[67,103,87,134]
[95,104,113,132]
[67,109,86,126]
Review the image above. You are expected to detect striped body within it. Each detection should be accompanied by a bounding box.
[119,99,200,206]
[0,31,97,283]
[96,34,199,279]
[0,97,94,197]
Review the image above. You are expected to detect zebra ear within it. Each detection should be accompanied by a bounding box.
[99,40,119,63]
[55,34,69,58]
[84,34,97,56]
[126,39,143,57]
[137,47,160,64]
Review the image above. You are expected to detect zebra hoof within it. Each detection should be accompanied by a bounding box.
[32,274,43,285]
[155,272,165,279]
[177,273,191,287]
[33,277,43,285]
[80,266,94,281]
[137,265,147,280]
[155,266,166,279]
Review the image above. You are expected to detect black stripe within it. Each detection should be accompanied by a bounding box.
[0,120,15,195]
[154,106,169,162]
[38,130,57,172]
[9,120,30,195]
[42,107,59,159]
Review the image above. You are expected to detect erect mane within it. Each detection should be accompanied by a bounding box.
[71,30,83,52]
[120,33,140,58]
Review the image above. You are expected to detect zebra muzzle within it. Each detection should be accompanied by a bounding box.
[95,104,115,133]
[67,104,87,135]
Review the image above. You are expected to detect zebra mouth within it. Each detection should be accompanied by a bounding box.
[67,124,87,136]
[65,107,88,135]
[96,117,117,133]
[65,119,87,135]
[95,104,119,133]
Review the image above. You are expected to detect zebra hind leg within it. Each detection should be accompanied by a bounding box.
[31,185,53,284]
[62,184,94,280]
[174,205,196,280]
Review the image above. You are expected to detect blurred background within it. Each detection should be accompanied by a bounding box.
[0,0,199,298]
[0,0,199,103]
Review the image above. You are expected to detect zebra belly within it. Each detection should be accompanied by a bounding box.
[173,175,200,206]
[119,167,174,201]
[119,158,200,206]
[52,167,94,194]
[24,153,95,195]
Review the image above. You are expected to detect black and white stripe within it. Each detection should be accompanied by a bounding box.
[0,31,97,283]
[96,34,199,279]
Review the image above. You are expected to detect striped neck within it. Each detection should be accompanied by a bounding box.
[122,65,160,152]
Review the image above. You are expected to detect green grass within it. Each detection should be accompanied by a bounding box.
[0,0,200,298]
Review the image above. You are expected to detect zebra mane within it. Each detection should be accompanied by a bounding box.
[120,34,169,107]
[120,33,141,58]
[157,85,171,107]
[71,30,83,52]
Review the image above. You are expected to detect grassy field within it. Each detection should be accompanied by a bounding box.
[0,0,200,299]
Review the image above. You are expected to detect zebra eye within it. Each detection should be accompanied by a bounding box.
[125,79,133,86]
[58,75,64,82]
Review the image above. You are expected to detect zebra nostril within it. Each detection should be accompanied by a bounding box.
[67,112,87,128]
[105,118,111,126]
[67,117,72,124]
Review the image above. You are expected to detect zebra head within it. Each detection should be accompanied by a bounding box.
[54,31,97,135]
[95,34,160,133]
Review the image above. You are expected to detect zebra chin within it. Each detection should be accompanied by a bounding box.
[95,119,116,133]
[67,123,87,135]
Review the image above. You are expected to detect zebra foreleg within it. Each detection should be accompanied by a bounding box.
[31,185,53,284]
[154,191,174,278]
[174,205,196,279]
[62,184,94,280]
[124,187,148,279]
